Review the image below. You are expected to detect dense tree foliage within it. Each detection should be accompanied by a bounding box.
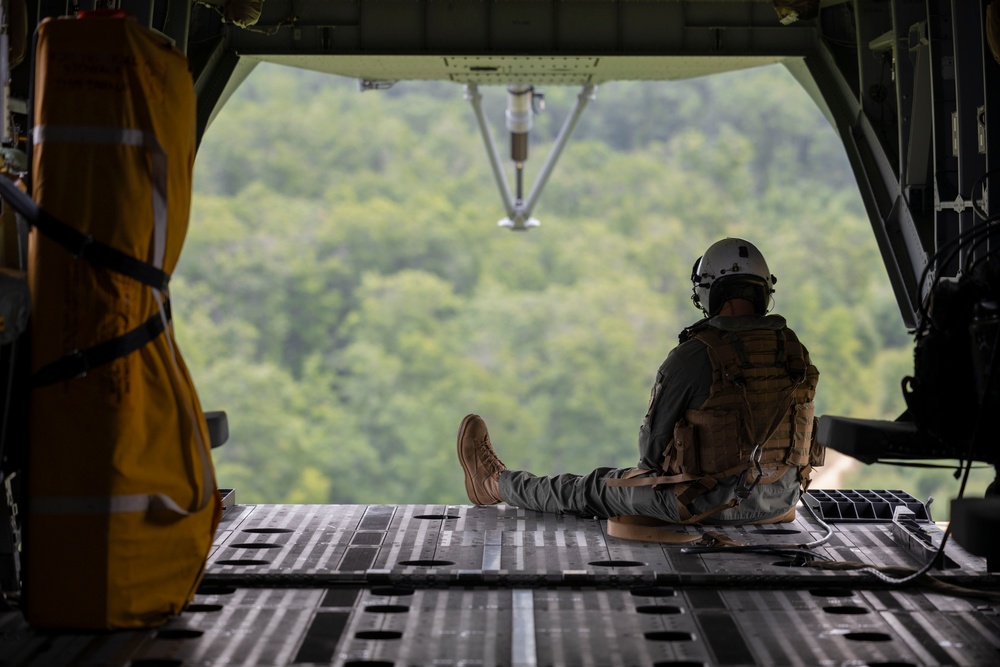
[175,63,990,516]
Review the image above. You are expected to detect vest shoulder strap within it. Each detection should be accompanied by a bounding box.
[695,325,810,379]
[692,328,750,386]
[779,327,810,379]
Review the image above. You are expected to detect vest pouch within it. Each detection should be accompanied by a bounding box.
[666,420,700,476]
[685,408,743,476]
[808,416,825,467]
[785,401,816,467]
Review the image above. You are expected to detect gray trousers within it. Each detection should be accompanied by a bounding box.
[498,466,802,524]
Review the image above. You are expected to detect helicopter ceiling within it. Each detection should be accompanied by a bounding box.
[19,0,988,329]
[197,0,817,86]
[183,0,823,230]
[238,53,790,86]
[219,0,814,85]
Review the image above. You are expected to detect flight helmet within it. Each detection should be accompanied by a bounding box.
[691,238,776,316]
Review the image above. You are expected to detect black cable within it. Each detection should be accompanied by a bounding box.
[962,220,1000,274]
[915,215,1000,334]
[965,243,1000,277]
[919,220,995,308]
[917,214,999,300]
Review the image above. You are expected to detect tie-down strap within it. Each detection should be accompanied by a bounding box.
[32,300,172,387]
[0,176,170,290]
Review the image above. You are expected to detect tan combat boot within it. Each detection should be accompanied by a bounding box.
[457,414,507,505]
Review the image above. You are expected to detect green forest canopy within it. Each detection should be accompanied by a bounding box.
[175,62,991,517]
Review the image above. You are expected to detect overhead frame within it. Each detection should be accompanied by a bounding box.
[16,0,1000,329]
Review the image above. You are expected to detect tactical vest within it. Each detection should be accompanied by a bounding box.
[608,325,823,527]
[663,326,822,488]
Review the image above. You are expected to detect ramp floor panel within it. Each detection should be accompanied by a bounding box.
[206,503,988,584]
[1,502,998,666]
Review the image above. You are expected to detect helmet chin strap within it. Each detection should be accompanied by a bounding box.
[690,255,708,315]
[691,289,711,317]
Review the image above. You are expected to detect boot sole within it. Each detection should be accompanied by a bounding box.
[457,414,489,505]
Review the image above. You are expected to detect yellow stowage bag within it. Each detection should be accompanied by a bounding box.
[25,14,220,629]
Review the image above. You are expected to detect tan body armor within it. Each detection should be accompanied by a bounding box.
[666,327,822,488]
[608,325,823,528]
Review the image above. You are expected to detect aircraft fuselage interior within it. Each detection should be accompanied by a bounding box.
[0,1,998,665]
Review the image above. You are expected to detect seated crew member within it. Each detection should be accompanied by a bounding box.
[457,238,823,526]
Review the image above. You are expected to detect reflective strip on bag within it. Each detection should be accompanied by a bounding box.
[32,124,168,270]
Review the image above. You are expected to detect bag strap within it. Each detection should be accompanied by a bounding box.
[0,176,170,290]
[33,300,171,387]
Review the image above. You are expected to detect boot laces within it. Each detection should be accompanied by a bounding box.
[478,436,506,474]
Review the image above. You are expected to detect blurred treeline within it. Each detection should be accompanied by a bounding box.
[175,63,990,515]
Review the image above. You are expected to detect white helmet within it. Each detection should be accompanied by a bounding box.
[690,238,776,316]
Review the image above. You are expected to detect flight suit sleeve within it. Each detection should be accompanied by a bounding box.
[636,340,713,470]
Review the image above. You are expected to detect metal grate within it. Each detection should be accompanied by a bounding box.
[804,489,932,522]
